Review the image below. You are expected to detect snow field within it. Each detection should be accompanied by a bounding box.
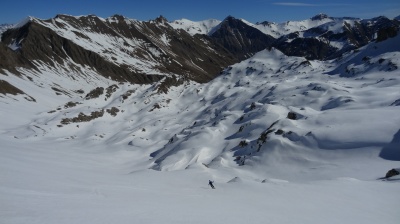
[1,25,400,223]
[1,135,399,224]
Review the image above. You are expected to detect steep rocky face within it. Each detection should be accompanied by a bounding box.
[0,41,35,75]
[376,26,398,42]
[209,16,276,60]
[101,15,236,82]
[0,14,237,86]
[275,37,337,60]
[310,13,329,21]
[341,17,397,47]
[330,16,400,55]
[273,16,400,60]
[1,21,162,84]
[140,16,237,82]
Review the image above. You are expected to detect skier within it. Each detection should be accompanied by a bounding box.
[208,180,215,189]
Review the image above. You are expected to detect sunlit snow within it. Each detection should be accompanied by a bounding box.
[1,18,400,224]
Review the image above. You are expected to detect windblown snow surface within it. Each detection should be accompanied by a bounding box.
[1,33,400,223]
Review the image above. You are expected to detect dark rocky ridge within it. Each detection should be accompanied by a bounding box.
[275,37,337,60]
[1,20,162,84]
[210,16,276,60]
[274,15,400,60]
[0,14,238,93]
[207,15,399,61]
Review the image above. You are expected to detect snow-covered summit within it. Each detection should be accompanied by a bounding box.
[12,16,34,29]
[248,14,359,38]
[311,13,329,21]
[169,18,221,36]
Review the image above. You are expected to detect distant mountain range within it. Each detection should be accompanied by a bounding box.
[1,13,399,88]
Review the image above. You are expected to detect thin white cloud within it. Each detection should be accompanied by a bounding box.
[272,2,352,7]
[273,2,318,6]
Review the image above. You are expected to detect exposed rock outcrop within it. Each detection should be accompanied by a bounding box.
[385,168,400,178]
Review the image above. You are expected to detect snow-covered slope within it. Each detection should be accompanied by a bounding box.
[1,14,399,224]
[169,18,221,36]
[248,14,362,58]
[0,14,236,87]
[169,14,399,61]
[241,14,353,38]
[170,14,352,39]
[2,33,399,172]
[169,14,340,38]
[1,37,400,223]
[31,15,198,76]
[168,14,355,39]
[1,133,399,224]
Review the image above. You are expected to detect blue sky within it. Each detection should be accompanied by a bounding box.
[1,0,399,24]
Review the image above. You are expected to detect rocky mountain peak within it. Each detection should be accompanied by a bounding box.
[257,21,274,26]
[223,15,236,21]
[220,15,248,28]
[210,15,275,60]
[311,13,329,21]
[154,15,168,24]
[54,14,68,18]
[364,16,394,28]
[108,14,126,21]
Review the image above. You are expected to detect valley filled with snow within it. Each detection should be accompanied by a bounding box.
[1,15,400,224]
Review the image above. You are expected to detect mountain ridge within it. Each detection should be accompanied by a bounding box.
[0,13,399,172]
